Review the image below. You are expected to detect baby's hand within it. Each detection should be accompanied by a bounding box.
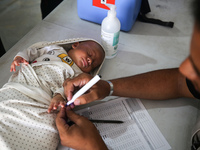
[10,56,29,72]
[48,94,66,113]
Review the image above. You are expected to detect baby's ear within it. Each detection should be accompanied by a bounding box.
[72,42,79,49]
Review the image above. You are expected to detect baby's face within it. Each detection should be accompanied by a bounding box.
[68,41,105,73]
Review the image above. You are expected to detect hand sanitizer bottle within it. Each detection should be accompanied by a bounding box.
[101,5,121,59]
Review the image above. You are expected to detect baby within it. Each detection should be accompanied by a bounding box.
[0,38,105,150]
[10,38,105,114]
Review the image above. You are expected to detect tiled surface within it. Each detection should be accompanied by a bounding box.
[0,0,41,51]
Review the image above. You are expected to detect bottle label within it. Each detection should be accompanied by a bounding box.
[101,30,120,58]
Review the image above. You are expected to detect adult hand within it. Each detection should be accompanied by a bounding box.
[56,107,108,150]
[63,73,110,105]
[10,56,29,72]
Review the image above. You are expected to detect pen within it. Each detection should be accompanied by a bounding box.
[89,119,124,124]
[67,119,123,126]
[66,74,101,106]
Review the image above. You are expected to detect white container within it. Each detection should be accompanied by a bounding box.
[101,5,121,59]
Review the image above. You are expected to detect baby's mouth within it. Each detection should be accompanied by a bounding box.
[82,58,88,68]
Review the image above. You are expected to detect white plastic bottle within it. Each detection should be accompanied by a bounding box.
[101,5,121,59]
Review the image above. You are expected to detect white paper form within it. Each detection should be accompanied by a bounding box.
[76,97,171,150]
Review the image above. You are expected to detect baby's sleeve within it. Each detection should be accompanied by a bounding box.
[14,41,49,62]
[53,87,66,100]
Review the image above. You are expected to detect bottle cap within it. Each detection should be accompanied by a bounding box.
[105,4,117,17]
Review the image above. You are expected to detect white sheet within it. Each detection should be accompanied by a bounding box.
[0,62,75,150]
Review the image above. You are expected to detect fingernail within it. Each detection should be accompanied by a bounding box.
[74,100,80,105]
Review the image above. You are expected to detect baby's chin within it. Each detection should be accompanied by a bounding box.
[81,68,91,73]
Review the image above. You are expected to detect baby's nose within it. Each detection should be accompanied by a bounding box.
[87,57,92,65]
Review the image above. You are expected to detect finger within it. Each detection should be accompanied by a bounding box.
[10,63,15,72]
[47,103,54,113]
[74,94,92,105]
[66,105,72,111]
[64,74,92,101]
[59,101,65,108]
[53,102,59,110]
[23,60,29,65]
[12,65,16,72]
[63,78,70,87]
[56,107,69,133]
[69,103,75,109]
[14,61,20,67]
[66,109,83,125]
[74,99,81,105]
[74,88,100,105]
[11,61,18,72]
[63,79,74,101]
[57,107,67,118]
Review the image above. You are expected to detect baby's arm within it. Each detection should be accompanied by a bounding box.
[48,93,66,113]
[10,56,29,72]
[10,41,51,72]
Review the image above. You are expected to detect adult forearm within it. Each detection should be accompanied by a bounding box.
[110,68,184,100]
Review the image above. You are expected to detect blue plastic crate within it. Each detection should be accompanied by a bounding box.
[77,0,142,32]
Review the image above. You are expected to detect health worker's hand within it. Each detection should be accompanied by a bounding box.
[10,56,29,72]
[63,73,110,106]
[56,107,108,150]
